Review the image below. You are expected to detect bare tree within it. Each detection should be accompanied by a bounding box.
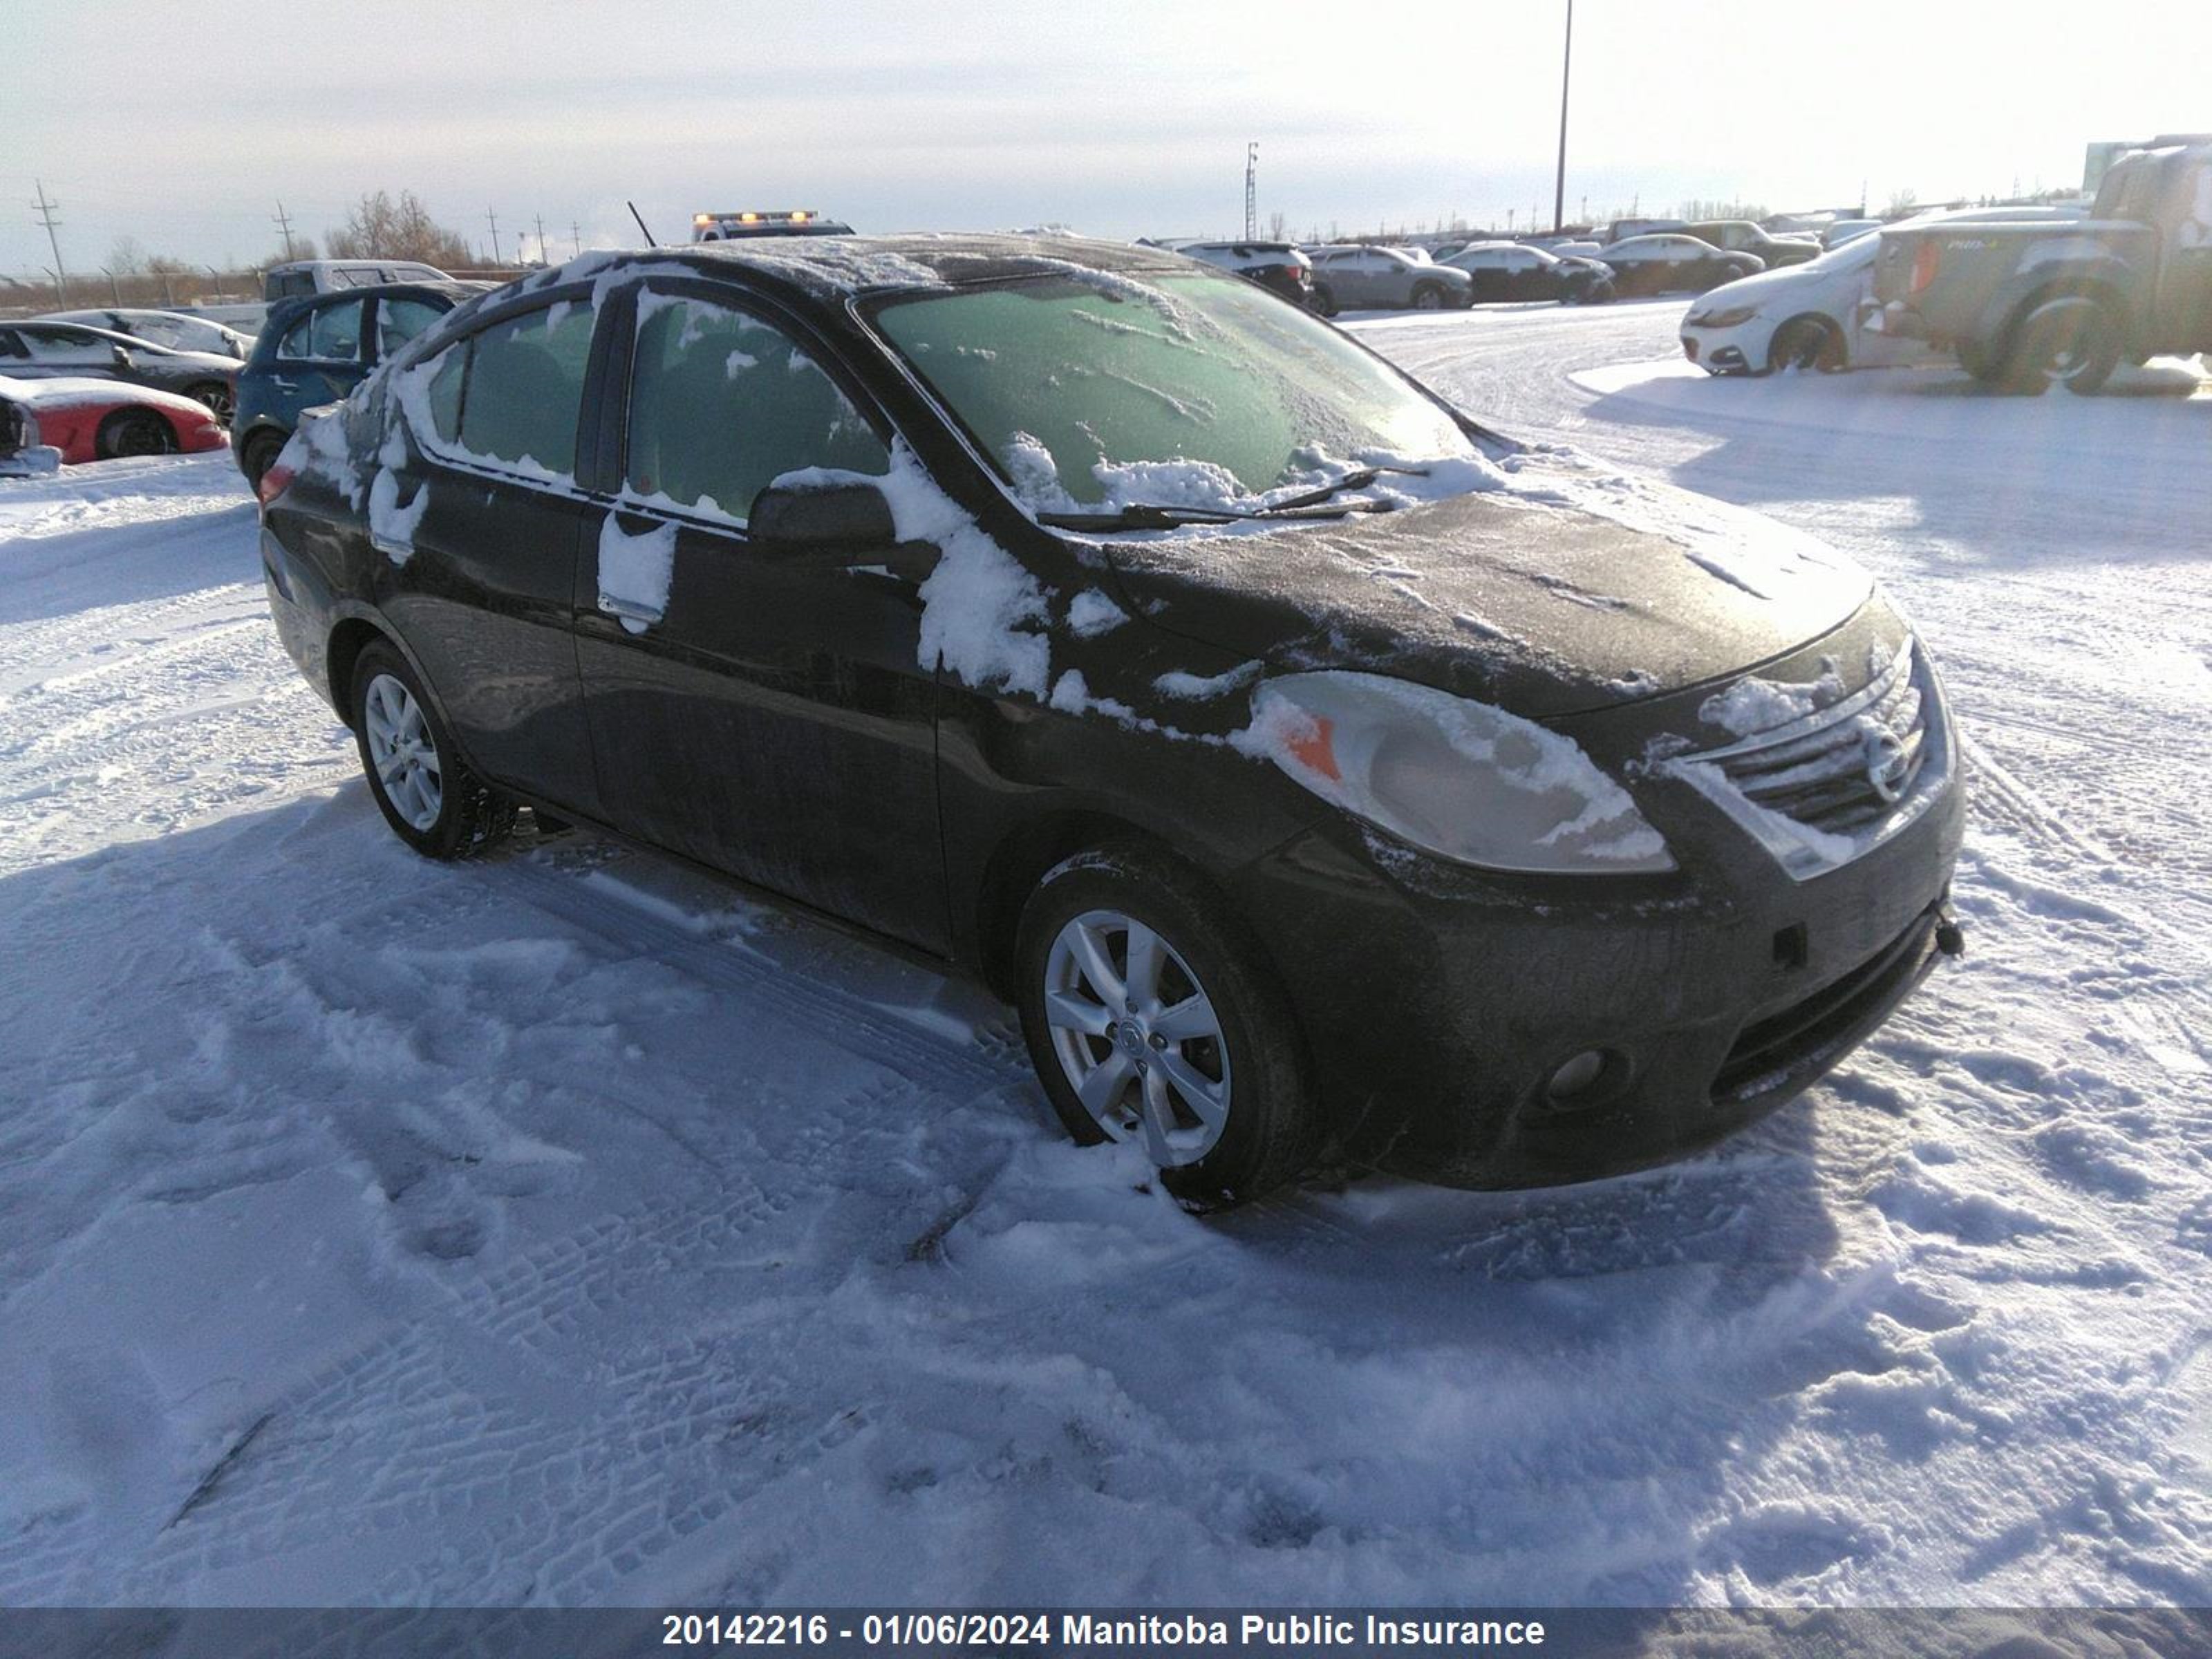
[1267,210,1286,240]
[1886,187,1920,217]
[327,190,476,267]
[107,236,149,276]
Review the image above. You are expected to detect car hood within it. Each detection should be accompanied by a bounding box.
[1100,453,1878,721]
[1685,260,1839,316]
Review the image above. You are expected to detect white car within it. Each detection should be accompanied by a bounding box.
[1680,207,2086,375]
[38,308,253,359]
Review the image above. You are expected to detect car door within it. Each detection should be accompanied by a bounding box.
[373,294,604,817]
[268,297,371,416]
[2157,154,2212,352]
[1500,248,1546,299]
[572,279,950,953]
[1456,250,1506,301]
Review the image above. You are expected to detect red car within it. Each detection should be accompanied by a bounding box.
[0,373,227,466]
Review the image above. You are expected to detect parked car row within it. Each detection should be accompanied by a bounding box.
[1679,205,2103,381]
[0,320,243,422]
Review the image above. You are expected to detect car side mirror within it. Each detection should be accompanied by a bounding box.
[747,478,897,549]
[111,344,133,368]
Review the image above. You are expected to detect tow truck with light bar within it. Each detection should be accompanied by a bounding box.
[691,209,856,243]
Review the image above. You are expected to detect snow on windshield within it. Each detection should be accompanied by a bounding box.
[870,272,1476,515]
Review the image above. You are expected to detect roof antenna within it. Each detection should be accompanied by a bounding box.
[627,201,659,247]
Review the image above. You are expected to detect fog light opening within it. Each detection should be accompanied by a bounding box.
[1546,1049,1611,1106]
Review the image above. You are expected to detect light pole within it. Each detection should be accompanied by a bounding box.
[1553,0,1574,234]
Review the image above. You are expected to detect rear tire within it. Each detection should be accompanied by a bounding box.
[94,409,175,460]
[1998,299,2121,396]
[348,641,516,861]
[240,429,285,490]
[1308,284,1338,319]
[1014,841,1318,1208]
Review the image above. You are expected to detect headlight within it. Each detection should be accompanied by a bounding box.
[1241,672,1674,874]
[1690,304,1759,328]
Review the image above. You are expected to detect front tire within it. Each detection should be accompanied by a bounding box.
[1014,842,1317,1207]
[95,409,175,459]
[348,642,516,860]
[1768,316,1845,373]
[1410,283,1446,310]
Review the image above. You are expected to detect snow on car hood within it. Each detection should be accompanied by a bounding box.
[1101,449,1876,721]
[0,374,211,421]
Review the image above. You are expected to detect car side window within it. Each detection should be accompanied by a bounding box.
[21,330,104,364]
[624,292,889,523]
[399,341,469,448]
[278,299,366,363]
[457,302,597,475]
[376,298,444,357]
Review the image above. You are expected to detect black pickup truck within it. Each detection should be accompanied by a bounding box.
[1869,135,2212,393]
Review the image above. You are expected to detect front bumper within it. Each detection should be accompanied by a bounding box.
[1680,322,1762,374]
[1225,651,1966,1188]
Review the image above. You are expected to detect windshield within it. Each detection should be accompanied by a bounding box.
[868,271,1474,514]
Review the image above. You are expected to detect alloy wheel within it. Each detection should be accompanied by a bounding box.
[1042,908,1230,1166]
[363,672,443,832]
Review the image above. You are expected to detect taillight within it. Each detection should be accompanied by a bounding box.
[1910,239,1941,294]
[257,460,297,509]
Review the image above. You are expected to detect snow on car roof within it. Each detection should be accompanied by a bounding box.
[527,235,1199,306]
[0,374,210,419]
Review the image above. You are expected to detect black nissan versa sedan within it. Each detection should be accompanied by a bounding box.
[256,234,1964,1206]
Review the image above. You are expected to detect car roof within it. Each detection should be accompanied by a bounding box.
[264,280,485,328]
[516,234,1203,306]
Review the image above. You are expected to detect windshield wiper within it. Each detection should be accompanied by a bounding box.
[1034,466,1432,531]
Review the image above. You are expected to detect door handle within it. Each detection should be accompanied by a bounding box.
[597,593,664,632]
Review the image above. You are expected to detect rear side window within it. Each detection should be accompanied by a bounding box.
[279,299,365,362]
[376,298,444,357]
[623,293,888,521]
[404,344,467,446]
[457,303,597,474]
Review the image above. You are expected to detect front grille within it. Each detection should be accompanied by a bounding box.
[1704,655,1926,836]
[1713,908,1940,1102]
[1667,639,1945,880]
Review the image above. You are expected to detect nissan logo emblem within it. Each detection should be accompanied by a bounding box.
[1866,730,1911,803]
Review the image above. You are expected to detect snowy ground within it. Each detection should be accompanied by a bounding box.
[2,303,2209,1610]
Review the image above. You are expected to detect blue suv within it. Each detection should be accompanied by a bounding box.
[232,282,485,487]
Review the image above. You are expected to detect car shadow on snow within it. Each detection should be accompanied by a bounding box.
[1568,359,2212,572]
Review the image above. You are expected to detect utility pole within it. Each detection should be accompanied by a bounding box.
[104,266,120,305]
[32,179,66,303]
[1553,0,1574,234]
[571,221,582,259]
[485,207,503,265]
[1244,142,1258,241]
[272,200,297,261]
[534,213,547,265]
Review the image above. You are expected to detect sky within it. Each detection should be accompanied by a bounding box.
[4,0,2209,275]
